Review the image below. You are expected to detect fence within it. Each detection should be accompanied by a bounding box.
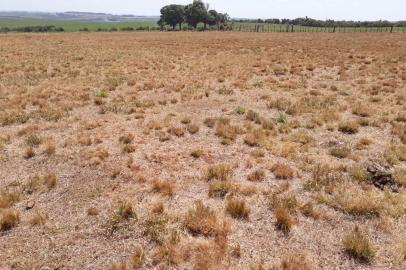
[232,23,406,33]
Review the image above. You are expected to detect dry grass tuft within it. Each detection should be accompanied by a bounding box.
[208,181,238,198]
[151,179,174,196]
[207,164,233,181]
[247,169,266,182]
[343,226,376,262]
[330,147,351,159]
[29,211,48,226]
[225,198,250,219]
[0,209,20,231]
[271,163,294,179]
[338,121,359,134]
[275,207,295,233]
[184,200,229,238]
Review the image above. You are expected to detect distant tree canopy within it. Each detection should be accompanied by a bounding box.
[0,25,65,33]
[159,0,229,30]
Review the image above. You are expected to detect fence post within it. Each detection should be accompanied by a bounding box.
[390,26,393,33]
[333,26,336,33]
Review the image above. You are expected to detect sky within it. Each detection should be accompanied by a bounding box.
[0,0,405,21]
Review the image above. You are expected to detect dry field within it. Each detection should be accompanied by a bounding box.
[0,32,405,270]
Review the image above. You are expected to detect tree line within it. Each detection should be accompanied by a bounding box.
[236,17,406,28]
[0,25,65,33]
[158,0,230,30]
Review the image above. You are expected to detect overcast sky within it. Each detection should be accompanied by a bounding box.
[1,0,405,21]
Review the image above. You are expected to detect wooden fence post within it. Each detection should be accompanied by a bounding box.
[333,26,336,33]
[390,26,393,33]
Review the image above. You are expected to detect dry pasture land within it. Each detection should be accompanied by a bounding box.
[0,32,405,269]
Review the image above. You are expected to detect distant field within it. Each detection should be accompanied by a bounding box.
[1,18,405,32]
[0,18,158,31]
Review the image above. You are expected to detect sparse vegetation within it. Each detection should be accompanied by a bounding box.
[0,30,405,269]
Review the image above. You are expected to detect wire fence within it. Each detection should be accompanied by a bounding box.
[232,23,406,33]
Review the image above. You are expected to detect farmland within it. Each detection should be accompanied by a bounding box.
[0,32,405,269]
[0,18,158,31]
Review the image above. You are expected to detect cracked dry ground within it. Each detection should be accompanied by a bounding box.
[0,32,405,269]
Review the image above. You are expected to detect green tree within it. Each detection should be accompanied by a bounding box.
[160,4,185,30]
[184,0,208,29]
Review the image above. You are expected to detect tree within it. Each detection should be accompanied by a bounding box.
[207,10,229,29]
[160,4,185,30]
[184,0,208,29]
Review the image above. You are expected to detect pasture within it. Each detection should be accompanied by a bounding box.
[0,32,405,269]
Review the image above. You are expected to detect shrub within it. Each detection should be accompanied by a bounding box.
[226,198,250,219]
[343,226,376,262]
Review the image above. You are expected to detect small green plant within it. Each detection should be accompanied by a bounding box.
[234,106,246,115]
[95,90,109,98]
[277,114,286,124]
[251,78,264,88]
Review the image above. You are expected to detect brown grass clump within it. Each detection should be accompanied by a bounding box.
[274,207,295,233]
[119,133,134,144]
[304,164,344,192]
[25,173,57,193]
[244,129,266,147]
[394,169,406,186]
[215,120,238,143]
[0,188,21,209]
[327,188,406,217]
[184,200,229,238]
[352,104,372,117]
[343,226,376,262]
[43,173,57,189]
[187,123,200,134]
[338,121,359,134]
[225,198,250,219]
[109,246,145,270]
[0,209,20,231]
[208,181,237,198]
[277,253,314,270]
[330,147,351,159]
[207,164,233,181]
[271,163,294,179]
[29,211,48,226]
[247,169,266,182]
[24,146,35,159]
[151,179,174,196]
[191,149,204,158]
[300,202,321,220]
[25,134,42,147]
[112,201,137,222]
[44,141,56,156]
